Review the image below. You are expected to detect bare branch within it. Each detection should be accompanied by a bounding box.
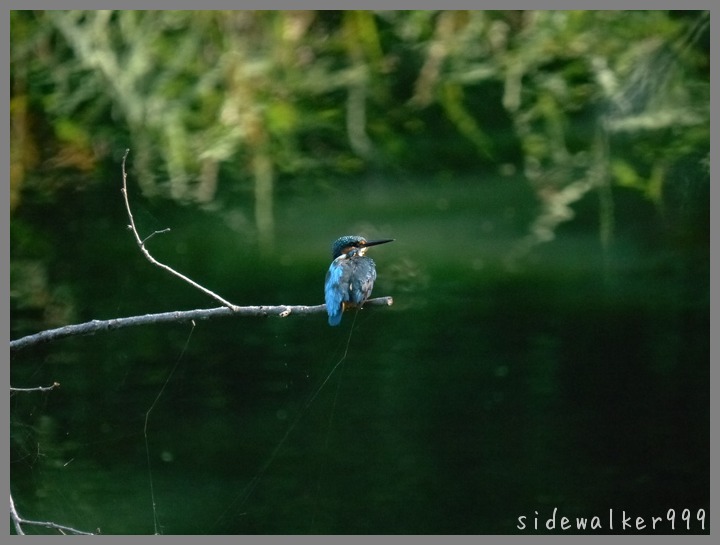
[121,149,237,310]
[10,382,60,393]
[9,151,395,354]
[10,297,393,353]
[10,493,95,536]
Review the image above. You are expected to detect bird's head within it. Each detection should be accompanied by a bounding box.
[331,235,394,259]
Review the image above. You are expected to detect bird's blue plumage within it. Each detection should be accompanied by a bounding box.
[324,235,391,326]
[324,254,377,326]
[325,257,348,326]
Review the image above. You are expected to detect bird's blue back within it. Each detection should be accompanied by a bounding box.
[324,251,377,326]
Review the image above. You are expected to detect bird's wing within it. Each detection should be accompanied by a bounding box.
[325,258,351,324]
[351,258,377,304]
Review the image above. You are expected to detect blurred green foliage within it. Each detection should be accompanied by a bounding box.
[11,10,708,219]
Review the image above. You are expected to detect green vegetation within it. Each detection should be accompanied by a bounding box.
[11,11,709,247]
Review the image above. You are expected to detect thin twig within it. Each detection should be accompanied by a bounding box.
[10,382,60,393]
[121,149,237,310]
[141,228,171,245]
[9,297,393,352]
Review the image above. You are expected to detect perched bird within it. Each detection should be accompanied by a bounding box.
[324,235,394,326]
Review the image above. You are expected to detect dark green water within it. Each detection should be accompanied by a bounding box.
[10,175,709,534]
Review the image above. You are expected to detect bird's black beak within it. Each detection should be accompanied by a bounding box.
[362,238,395,248]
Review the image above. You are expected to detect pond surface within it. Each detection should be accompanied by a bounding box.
[10,174,709,534]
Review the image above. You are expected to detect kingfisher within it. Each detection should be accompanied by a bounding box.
[324,235,394,326]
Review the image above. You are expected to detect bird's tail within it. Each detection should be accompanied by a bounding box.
[328,310,343,326]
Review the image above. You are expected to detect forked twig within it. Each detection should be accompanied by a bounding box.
[10,493,94,536]
[120,149,238,310]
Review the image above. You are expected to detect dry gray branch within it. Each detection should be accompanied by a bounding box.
[10,297,393,352]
